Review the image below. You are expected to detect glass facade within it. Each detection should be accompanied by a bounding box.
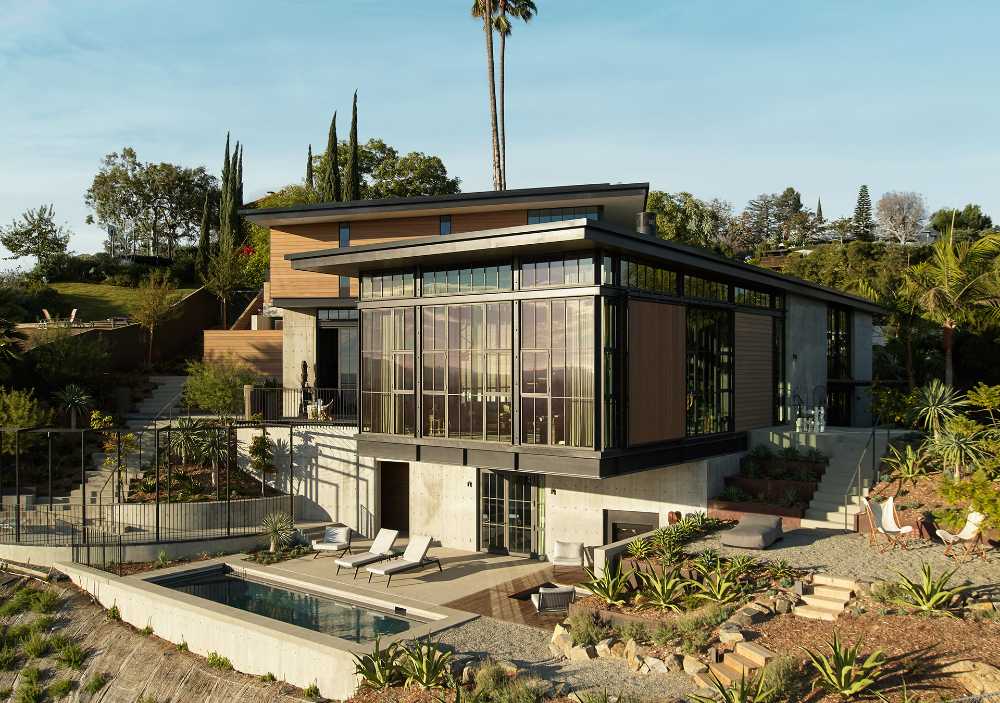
[439,214,452,235]
[527,207,600,224]
[422,265,513,296]
[827,307,851,379]
[684,275,730,302]
[620,258,678,295]
[734,287,771,308]
[421,303,512,442]
[360,308,415,435]
[602,299,619,448]
[686,307,733,436]
[521,298,595,447]
[521,255,595,289]
[339,224,351,298]
[361,272,416,300]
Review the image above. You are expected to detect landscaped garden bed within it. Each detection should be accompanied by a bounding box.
[708,445,830,520]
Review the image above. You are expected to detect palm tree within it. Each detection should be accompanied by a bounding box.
[903,218,1000,385]
[472,0,503,190]
[54,384,93,430]
[852,279,920,391]
[474,0,537,190]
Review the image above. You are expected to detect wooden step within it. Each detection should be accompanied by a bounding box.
[691,672,716,690]
[813,574,857,590]
[802,593,850,609]
[812,583,853,599]
[792,604,840,621]
[734,642,777,667]
[708,661,743,687]
[723,652,761,676]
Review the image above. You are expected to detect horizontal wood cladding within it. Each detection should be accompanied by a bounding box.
[628,300,686,446]
[270,210,528,300]
[203,329,282,379]
[734,312,773,431]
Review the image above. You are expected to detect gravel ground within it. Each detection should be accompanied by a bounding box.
[687,528,1000,587]
[436,616,695,702]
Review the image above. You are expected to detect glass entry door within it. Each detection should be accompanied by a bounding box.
[480,470,543,556]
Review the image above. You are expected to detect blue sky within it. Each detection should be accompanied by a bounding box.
[1,0,998,266]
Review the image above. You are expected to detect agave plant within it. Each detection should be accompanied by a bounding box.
[691,548,722,576]
[688,670,772,703]
[689,565,743,605]
[261,512,296,553]
[882,443,926,494]
[893,563,971,616]
[54,384,93,430]
[582,560,633,607]
[626,536,652,564]
[725,554,759,579]
[398,639,453,689]
[804,632,884,699]
[912,379,966,440]
[763,559,796,582]
[635,567,687,612]
[352,637,402,690]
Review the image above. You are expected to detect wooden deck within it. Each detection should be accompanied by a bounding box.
[443,565,588,630]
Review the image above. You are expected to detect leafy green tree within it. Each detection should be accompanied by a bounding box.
[205,134,246,324]
[130,270,181,365]
[930,204,992,234]
[743,193,780,246]
[30,327,110,392]
[1,205,71,270]
[852,185,876,241]
[0,388,53,454]
[346,92,361,200]
[647,191,734,250]
[184,359,257,417]
[815,197,824,224]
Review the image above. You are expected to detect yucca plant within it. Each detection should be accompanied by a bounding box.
[626,536,652,564]
[688,565,743,605]
[261,512,296,553]
[582,560,633,607]
[54,384,92,429]
[688,670,772,703]
[691,548,722,576]
[352,637,402,690]
[882,443,927,493]
[911,379,965,439]
[398,639,453,689]
[804,632,884,699]
[635,567,687,612]
[170,417,205,466]
[725,555,759,579]
[893,563,971,616]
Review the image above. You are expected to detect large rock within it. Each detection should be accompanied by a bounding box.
[683,655,708,675]
[942,660,1000,695]
[568,645,597,662]
[645,656,670,674]
[610,641,627,658]
[627,654,644,672]
[774,597,793,614]
[595,638,616,658]
[550,632,574,658]
[663,654,682,672]
[552,623,569,641]
[623,638,638,662]
[719,629,745,644]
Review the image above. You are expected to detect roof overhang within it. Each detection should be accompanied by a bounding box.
[286,219,884,313]
[241,182,649,228]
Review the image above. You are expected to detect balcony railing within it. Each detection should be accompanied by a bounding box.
[244,386,358,425]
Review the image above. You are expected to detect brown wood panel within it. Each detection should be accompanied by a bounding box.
[628,300,685,446]
[452,209,527,232]
[734,313,773,431]
[203,329,283,379]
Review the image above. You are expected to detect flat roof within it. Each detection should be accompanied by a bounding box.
[286,218,883,313]
[240,182,649,227]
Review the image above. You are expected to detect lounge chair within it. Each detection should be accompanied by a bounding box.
[937,510,988,561]
[311,525,352,559]
[334,528,399,577]
[549,541,583,570]
[68,308,77,326]
[863,496,913,551]
[366,534,442,587]
[40,309,52,328]
[531,585,576,614]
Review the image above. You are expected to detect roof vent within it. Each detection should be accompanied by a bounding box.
[636,211,657,237]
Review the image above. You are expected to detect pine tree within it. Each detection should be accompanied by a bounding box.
[305,144,314,189]
[346,90,360,200]
[321,113,341,201]
[853,185,875,241]
[816,197,824,223]
[196,193,211,276]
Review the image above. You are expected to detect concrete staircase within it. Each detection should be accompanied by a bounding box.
[692,641,778,690]
[793,574,857,621]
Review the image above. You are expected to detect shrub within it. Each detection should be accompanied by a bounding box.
[56,642,86,670]
[893,563,970,616]
[761,656,809,703]
[206,651,233,670]
[566,612,609,647]
[578,692,639,703]
[21,633,50,659]
[651,622,680,647]
[870,581,904,605]
[0,646,17,670]
[29,590,60,614]
[494,677,547,703]
[581,560,632,607]
[107,604,120,621]
[30,326,110,391]
[614,620,649,644]
[140,625,154,636]
[474,659,510,697]
[680,628,711,654]
[176,640,188,652]
[184,359,258,417]
[398,639,452,690]
[14,682,44,703]
[352,637,402,690]
[804,632,884,699]
[0,391,53,457]
[304,682,321,700]
[48,679,73,699]
[83,673,110,694]
[939,470,1000,527]
[28,615,55,634]
[689,670,772,703]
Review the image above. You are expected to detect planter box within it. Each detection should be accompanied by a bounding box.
[707,502,802,531]
[741,458,827,482]
[725,477,818,504]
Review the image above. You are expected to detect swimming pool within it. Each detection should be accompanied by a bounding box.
[162,568,417,642]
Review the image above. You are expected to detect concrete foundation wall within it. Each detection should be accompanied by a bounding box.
[407,462,479,551]
[786,294,827,407]
[281,307,317,390]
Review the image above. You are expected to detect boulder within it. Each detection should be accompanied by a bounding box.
[719,629,745,644]
[645,656,670,674]
[968,601,996,613]
[623,638,638,662]
[552,623,569,641]
[595,638,616,658]
[498,661,519,676]
[627,654,644,672]
[568,645,597,662]
[774,597,792,614]
[683,655,708,675]
[610,641,627,658]
[663,654,682,672]
[550,632,574,658]
[942,660,1000,695]
[461,663,476,686]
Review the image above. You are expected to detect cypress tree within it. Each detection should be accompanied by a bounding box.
[346,90,360,200]
[219,134,232,244]
[816,197,824,223]
[852,185,875,241]
[196,193,211,275]
[236,146,243,207]
[321,113,341,201]
[306,144,314,189]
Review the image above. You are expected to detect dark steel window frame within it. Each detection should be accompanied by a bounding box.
[339,223,351,298]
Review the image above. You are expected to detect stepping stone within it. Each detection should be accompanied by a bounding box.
[691,672,716,690]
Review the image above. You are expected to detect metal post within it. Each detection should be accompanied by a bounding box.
[225,425,231,537]
[154,427,160,543]
[166,424,172,503]
[47,432,53,510]
[14,430,21,543]
[80,430,87,545]
[288,423,295,523]
[116,432,122,503]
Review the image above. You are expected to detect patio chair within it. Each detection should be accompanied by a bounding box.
[366,534,442,588]
[311,525,352,559]
[68,309,77,326]
[936,510,988,561]
[530,585,576,614]
[41,309,52,328]
[863,496,913,551]
[334,528,399,577]
[549,541,583,571]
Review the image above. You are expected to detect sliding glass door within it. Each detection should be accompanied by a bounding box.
[479,470,544,556]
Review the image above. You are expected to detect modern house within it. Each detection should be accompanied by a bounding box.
[242,183,880,557]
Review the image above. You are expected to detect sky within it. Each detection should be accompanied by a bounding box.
[1,0,998,268]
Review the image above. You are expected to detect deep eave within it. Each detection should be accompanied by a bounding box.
[285,218,884,314]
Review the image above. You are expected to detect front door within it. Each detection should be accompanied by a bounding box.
[380,462,409,533]
[480,470,543,557]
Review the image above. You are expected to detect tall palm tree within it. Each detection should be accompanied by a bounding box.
[475,0,537,190]
[852,279,920,390]
[472,0,503,190]
[903,218,1000,386]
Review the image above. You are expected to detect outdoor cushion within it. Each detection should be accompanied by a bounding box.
[721,515,783,550]
[313,525,351,550]
[549,540,583,566]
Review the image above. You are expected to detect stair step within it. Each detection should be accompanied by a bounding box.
[813,583,854,598]
[708,661,744,687]
[691,672,716,691]
[799,518,852,531]
[802,593,849,610]
[723,652,761,676]
[813,574,858,590]
[805,510,862,523]
[793,604,841,621]
[734,642,777,667]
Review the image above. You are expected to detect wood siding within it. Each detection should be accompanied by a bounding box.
[203,330,283,379]
[628,300,686,446]
[734,313,773,431]
[269,210,528,300]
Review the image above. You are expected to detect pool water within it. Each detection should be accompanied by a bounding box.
[165,570,415,642]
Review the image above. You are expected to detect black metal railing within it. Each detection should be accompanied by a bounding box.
[246,387,358,424]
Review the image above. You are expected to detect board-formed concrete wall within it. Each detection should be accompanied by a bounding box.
[851,312,874,426]
[281,307,317,390]
[786,294,827,408]
[407,462,479,551]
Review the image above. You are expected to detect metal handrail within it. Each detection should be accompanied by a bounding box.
[842,411,884,531]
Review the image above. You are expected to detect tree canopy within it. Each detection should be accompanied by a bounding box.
[1,204,71,269]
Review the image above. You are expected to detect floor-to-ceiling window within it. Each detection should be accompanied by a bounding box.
[360,308,414,435]
[421,303,512,442]
[686,307,734,436]
[827,306,852,425]
[520,297,595,447]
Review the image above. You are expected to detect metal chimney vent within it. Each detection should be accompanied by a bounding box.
[636,211,657,237]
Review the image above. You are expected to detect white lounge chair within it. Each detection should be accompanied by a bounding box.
[366,534,442,588]
[531,585,576,614]
[937,511,988,561]
[334,528,399,577]
[863,496,913,551]
[68,308,77,326]
[311,525,352,559]
[40,309,52,328]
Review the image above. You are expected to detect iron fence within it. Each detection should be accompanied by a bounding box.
[246,386,357,423]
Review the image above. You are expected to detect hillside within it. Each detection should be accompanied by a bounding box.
[50,283,197,321]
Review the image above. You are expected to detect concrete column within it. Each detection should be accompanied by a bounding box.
[851,312,874,426]
[281,308,317,390]
[786,295,827,409]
